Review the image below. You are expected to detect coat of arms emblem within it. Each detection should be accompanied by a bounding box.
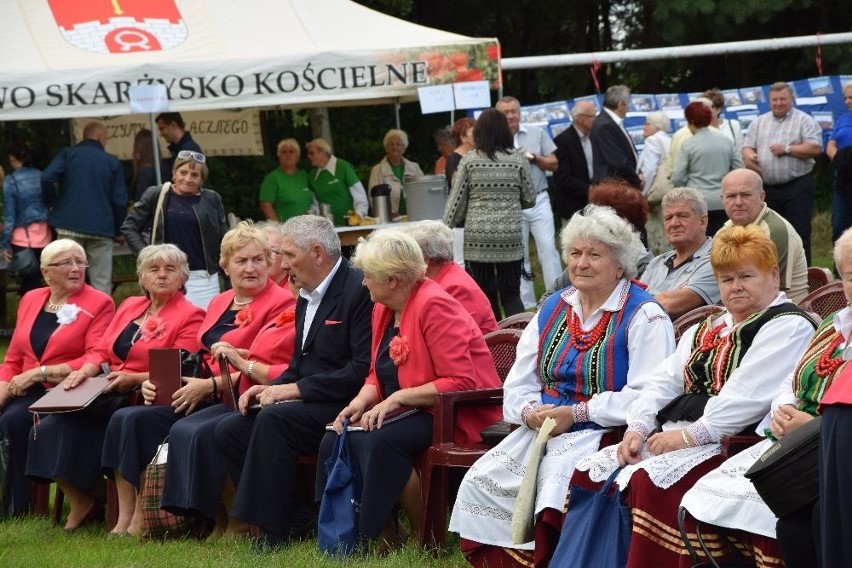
[48,0,187,54]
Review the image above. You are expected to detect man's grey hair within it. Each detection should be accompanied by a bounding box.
[560,204,642,279]
[496,95,520,108]
[281,215,341,260]
[400,220,454,263]
[603,85,631,110]
[663,187,708,217]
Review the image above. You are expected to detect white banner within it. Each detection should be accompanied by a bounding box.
[71,108,264,160]
[0,0,500,121]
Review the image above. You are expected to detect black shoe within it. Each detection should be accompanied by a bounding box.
[251,530,288,553]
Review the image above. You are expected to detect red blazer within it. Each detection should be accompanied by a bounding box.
[432,262,498,335]
[233,298,297,395]
[87,293,205,374]
[0,285,114,384]
[820,363,852,408]
[200,278,293,374]
[365,279,501,445]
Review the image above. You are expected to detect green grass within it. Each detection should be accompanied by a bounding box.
[0,515,468,567]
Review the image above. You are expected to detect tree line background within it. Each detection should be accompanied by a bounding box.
[1,0,851,220]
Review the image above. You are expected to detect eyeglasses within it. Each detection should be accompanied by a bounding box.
[47,258,89,269]
[177,150,206,163]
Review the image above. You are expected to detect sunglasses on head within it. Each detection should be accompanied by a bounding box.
[177,150,206,163]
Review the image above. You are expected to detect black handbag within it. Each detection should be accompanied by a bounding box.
[744,415,821,519]
[179,350,212,379]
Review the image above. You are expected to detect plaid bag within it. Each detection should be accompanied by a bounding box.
[140,437,210,541]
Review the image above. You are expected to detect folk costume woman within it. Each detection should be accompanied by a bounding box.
[448,205,675,567]
[572,225,815,567]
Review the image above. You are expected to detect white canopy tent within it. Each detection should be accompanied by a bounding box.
[0,0,500,121]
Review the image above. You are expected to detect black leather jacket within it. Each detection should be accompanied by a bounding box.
[121,184,228,276]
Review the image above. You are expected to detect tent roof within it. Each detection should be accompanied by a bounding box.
[0,0,499,120]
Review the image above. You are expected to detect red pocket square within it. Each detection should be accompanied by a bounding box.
[325,319,343,325]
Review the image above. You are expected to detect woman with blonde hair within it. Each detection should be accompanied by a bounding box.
[322,228,501,552]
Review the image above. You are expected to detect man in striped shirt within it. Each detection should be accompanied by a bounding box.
[742,81,822,264]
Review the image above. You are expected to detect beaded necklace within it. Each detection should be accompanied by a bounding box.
[815,333,845,378]
[232,296,253,307]
[130,309,150,346]
[567,309,613,352]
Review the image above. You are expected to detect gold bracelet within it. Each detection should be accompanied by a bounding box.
[681,429,692,448]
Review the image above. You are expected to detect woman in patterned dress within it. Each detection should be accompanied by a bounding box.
[448,205,676,567]
[443,108,537,320]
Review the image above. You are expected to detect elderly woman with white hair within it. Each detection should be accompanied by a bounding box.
[306,137,368,226]
[26,244,206,533]
[637,111,672,195]
[0,239,114,516]
[401,220,497,335]
[322,228,501,552]
[368,129,424,217]
[449,205,676,568]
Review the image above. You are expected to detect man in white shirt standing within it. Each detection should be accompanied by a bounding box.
[496,96,563,310]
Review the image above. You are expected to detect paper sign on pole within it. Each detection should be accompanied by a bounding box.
[418,84,455,114]
[453,81,491,110]
[129,85,169,114]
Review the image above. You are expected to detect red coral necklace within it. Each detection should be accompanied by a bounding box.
[815,333,845,378]
[568,309,612,351]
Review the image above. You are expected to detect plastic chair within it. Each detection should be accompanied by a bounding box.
[807,266,833,294]
[798,282,846,320]
[497,311,534,331]
[416,328,522,551]
[672,305,725,343]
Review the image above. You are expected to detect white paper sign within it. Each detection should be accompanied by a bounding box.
[454,81,491,110]
[129,85,169,114]
[418,85,455,114]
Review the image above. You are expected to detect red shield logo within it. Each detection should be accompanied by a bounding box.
[48,0,186,54]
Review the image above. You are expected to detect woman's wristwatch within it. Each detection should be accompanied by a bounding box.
[39,365,49,383]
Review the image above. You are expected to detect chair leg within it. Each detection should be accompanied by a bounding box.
[432,466,449,550]
[418,462,436,550]
[29,481,51,516]
[52,487,64,527]
[106,478,118,532]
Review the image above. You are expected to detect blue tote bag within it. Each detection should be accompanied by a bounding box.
[550,468,631,567]
[317,420,363,557]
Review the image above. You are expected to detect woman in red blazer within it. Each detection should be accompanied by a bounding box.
[0,239,114,516]
[102,222,291,537]
[157,279,298,535]
[25,243,205,532]
[402,220,498,335]
[321,229,501,552]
